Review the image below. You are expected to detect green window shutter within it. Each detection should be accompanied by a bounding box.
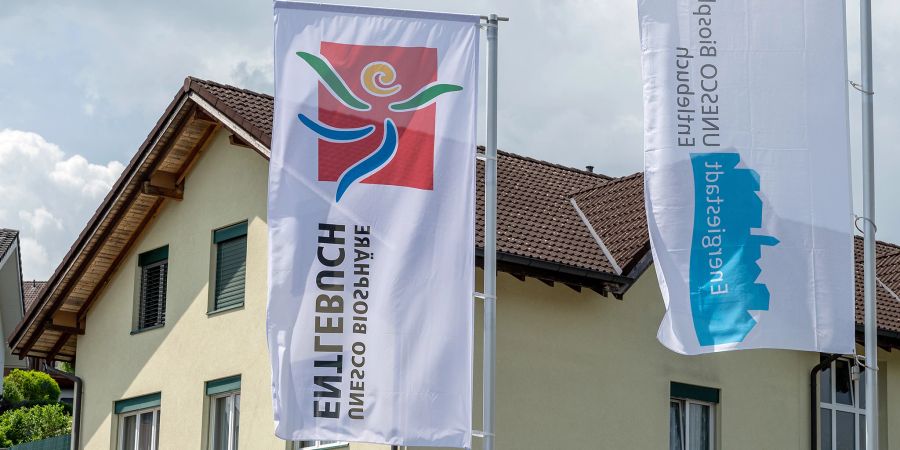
[138,246,169,266]
[671,382,720,404]
[214,223,247,311]
[214,222,248,244]
[115,393,161,414]
[138,246,168,330]
[206,375,241,396]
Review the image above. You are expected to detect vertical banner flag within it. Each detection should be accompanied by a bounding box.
[638,0,855,355]
[269,2,479,447]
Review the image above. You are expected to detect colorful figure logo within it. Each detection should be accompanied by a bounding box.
[297,43,462,201]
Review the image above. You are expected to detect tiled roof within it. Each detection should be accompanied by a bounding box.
[572,173,649,276]
[858,238,900,337]
[189,79,645,278]
[571,173,900,339]
[22,281,45,312]
[188,78,274,148]
[17,77,900,359]
[156,79,900,336]
[0,229,17,262]
[477,152,617,274]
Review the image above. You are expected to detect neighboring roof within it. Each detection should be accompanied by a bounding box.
[0,229,18,263]
[22,281,45,312]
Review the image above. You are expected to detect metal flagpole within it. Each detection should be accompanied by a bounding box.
[482,13,506,450]
[859,0,878,449]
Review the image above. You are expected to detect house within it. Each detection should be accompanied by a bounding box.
[23,280,47,314]
[0,229,26,380]
[0,231,75,403]
[8,77,900,450]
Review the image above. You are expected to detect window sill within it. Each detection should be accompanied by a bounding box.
[207,304,245,317]
[130,324,165,335]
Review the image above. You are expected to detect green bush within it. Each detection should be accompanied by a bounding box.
[2,370,60,408]
[0,403,71,447]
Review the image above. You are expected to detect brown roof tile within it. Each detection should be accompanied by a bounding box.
[571,173,649,275]
[857,238,900,336]
[477,151,617,274]
[188,78,637,277]
[0,229,18,262]
[22,281,45,312]
[187,78,274,147]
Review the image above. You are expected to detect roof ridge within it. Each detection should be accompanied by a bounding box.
[489,148,612,180]
[180,79,610,183]
[855,234,900,254]
[187,76,275,100]
[568,172,643,198]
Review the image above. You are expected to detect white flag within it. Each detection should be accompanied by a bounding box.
[269,2,479,446]
[638,0,855,355]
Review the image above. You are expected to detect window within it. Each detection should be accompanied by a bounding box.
[820,358,866,450]
[115,393,161,450]
[291,441,346,450]
[211,222,248,312]
[136,246,168,331]
[207,376,241,450]
[670,382,718,450]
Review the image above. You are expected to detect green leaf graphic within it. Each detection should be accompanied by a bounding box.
[389,83,463,111]
[296,52,371,111]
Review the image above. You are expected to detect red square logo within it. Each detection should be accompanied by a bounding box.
[295,42,462,201]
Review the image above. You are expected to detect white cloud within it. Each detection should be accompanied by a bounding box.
[50,154,123,197]
[0,129,123,279]
[18,208,62,233]
[18,237,49,282]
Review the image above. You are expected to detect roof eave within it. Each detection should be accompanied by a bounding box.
[9,83,197,354]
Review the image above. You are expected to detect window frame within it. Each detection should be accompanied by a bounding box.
[117,406,160,450]
[209,221,248,315]
[819,358,866,450]
[208,390,240,450]
[670,382,719,450]
[671,397,716,450]
[133,246,169,333]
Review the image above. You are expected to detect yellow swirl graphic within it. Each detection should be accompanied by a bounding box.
[361,61,402,97]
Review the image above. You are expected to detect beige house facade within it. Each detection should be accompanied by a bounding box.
[11,78,900,450]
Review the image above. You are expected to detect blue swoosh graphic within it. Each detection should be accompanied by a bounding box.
[298,114,375,142]
[335,119,398,202]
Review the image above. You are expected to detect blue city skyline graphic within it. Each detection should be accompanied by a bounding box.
[689,152,779,346]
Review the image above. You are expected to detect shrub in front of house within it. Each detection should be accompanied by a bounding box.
[1,370,60,409]
[0,403,71,447]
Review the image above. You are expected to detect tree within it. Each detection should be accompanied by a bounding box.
[56,362,74,374]
[0,403,71,447]
[2,370,60,408]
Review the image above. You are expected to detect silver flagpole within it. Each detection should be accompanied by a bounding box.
[482,13,506,450]
[859,0,878,449]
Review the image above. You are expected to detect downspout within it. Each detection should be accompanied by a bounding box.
[810,354,841,450]
[43,362,82,450]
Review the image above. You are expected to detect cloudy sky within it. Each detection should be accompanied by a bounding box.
[1,0,899,280]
